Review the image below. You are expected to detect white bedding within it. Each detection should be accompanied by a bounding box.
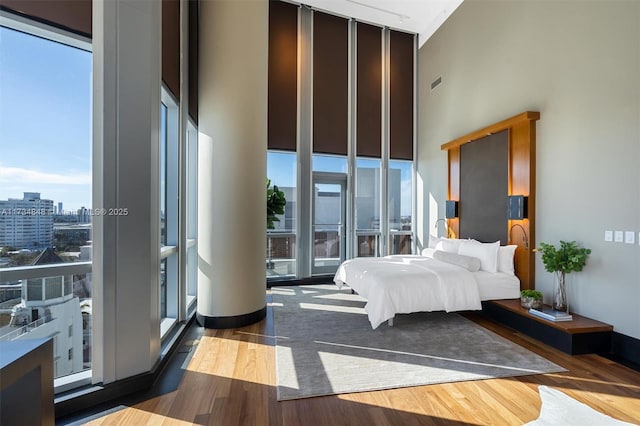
[474,271,521,301]
[334,255,483,329]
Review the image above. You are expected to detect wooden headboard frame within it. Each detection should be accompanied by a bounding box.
[440,111,540,290]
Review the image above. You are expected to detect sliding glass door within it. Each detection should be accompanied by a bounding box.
[312,173,346,275]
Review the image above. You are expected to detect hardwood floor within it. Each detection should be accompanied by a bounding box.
[84,293,640,425]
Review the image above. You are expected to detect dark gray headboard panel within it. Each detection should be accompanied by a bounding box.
[459,130,508,244]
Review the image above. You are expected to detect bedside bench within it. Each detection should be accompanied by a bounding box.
[482,299,613,355]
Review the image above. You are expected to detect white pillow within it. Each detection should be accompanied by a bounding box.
[428,234,442,249]
[458,240,500,273]
[434,238,463,254]
[498,245,517,276]
[421,247,436,258]
[433,250,481,272]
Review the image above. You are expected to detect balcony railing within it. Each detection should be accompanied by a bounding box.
[0,261,92,282]
[356,230,380,257]
[265,229,414,278]
[390,231,413,255]
[266,232,296,278]
[0,316,46,342]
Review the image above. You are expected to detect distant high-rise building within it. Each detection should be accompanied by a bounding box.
[58,202,63,214]
[0,192,54,248]
[77,207,90,224]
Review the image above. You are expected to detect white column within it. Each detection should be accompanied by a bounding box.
[197,0,268,327]
[93,0,161,383]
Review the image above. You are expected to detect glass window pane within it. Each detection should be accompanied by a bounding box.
[389,160,413,255]
[0,24,92,381]
[160,103,168,247]
[312,154,347,173]
[45,276,63,299]
[186,124,198,302]
[160,257,167,319]
[187,125,198,239]
[187,245,197,298]
[356,158,380,257]
[27,279,43,301]
[388,160,412,231]
[267,151,297,279]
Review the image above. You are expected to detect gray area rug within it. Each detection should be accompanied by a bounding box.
[273,284,565,401]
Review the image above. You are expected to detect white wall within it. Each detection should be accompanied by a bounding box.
[418,0,640,338]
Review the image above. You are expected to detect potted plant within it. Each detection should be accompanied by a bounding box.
[537,240,591,313]
[520,289,543,309]
[267,179,286,229]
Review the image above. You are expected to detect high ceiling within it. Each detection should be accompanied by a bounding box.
[296,0,464,47]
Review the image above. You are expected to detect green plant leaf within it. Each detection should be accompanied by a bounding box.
[536,240,590,275]
[266,178,287,229]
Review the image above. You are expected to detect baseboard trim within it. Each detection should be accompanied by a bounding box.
[608,331,640,372]
[267,275,334,288]
[196,306,266,329]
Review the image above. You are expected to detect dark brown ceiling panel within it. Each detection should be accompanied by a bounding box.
[188,0,198,125]
[162,0,180,100]
[313,11,348,156]
[268,0,298,151]
[389,30,414,160]
[356,22,382,158]
[1,0,92,38]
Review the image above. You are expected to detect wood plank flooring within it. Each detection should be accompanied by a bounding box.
[85,292,640,425]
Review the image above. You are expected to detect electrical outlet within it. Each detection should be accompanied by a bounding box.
[625,231,635,244]
[604,230,613,242]
[614,231,624,242]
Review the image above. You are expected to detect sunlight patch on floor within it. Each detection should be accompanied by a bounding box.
[271,288,296,296]
[313,292,366,302]
[276,346,300,390]
[314,340,548,374]
[299,302,367,315]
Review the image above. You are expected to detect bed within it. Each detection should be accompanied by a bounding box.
[333,113,536,330]
[333,238,521,329]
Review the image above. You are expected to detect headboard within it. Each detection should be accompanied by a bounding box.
[440,111,540,290]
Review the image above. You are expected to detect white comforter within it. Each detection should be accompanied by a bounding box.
[333,255,482,329]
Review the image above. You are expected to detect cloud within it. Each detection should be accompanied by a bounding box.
[0,166,90,185]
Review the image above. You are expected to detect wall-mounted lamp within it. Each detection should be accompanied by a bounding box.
[509,223,529,250]
[445,200,458,219]
[507,195,528,220]
[434,218,452,238]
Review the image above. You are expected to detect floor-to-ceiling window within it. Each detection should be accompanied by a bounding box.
[0,20,92,386]
[160,89,179,336]
[267,2,416,281]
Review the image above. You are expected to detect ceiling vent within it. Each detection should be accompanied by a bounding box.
[430,76,442,91]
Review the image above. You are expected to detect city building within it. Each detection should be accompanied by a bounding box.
[0,247,85,378]
[0,192,54,249]
[53,223,92,248]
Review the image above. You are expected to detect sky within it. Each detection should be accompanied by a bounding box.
[0,26,92,212]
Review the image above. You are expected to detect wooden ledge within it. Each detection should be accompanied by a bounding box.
[489,299,613,335]
[441,111,540,151]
